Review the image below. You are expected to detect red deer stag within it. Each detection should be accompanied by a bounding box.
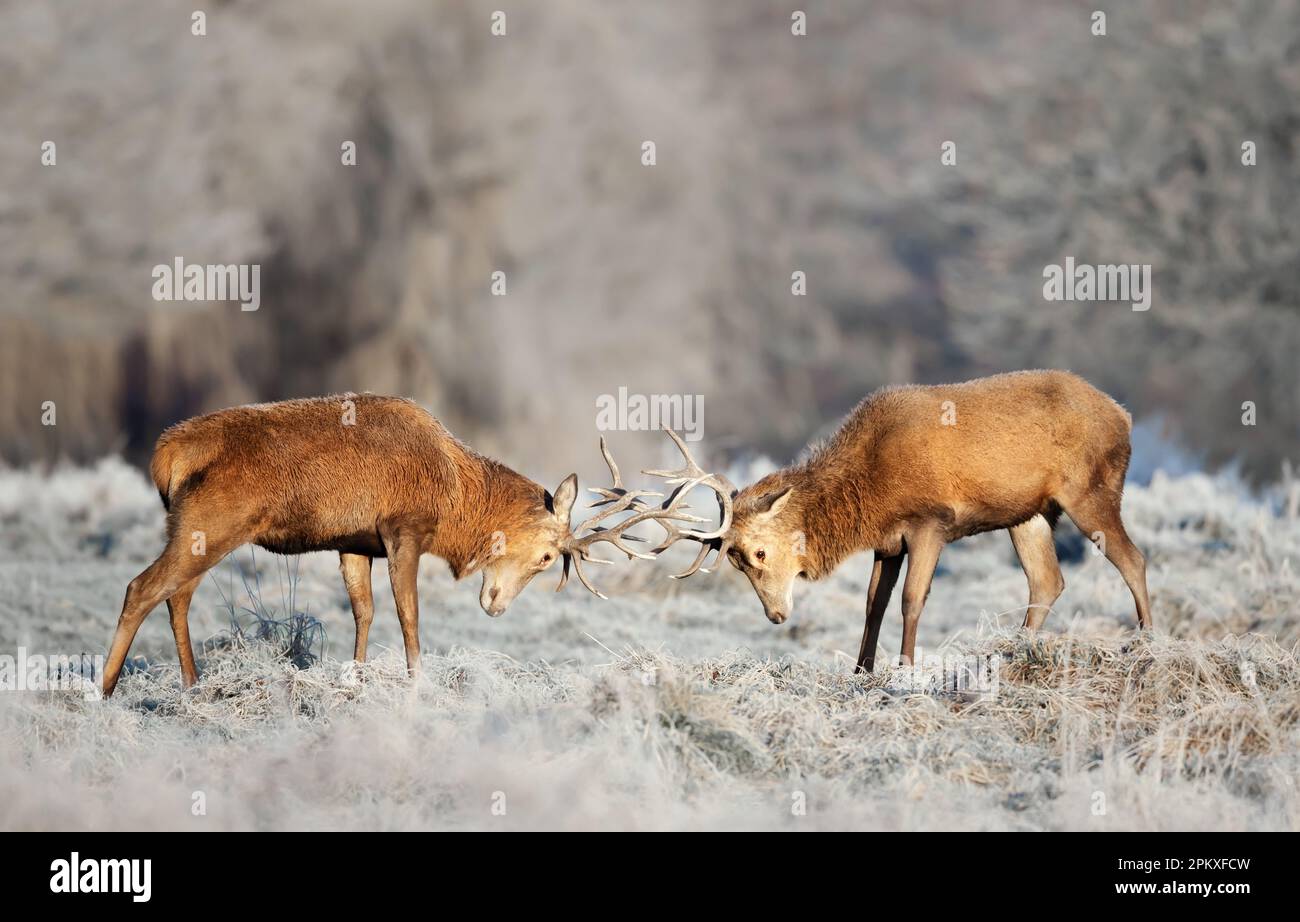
[102,394,683,697]
[648,371,1152,671]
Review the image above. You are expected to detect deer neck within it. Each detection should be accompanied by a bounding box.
[433,454,542,579]
[791,458,886,578]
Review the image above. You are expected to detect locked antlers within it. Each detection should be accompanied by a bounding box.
[560,430,737,597]
[642,429,737,578]
[558,435,696,598]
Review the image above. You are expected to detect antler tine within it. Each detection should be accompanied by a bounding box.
[555,552,571,593]
[645,429,739,488]
[555,545,616,600]
[577,524,658,561]
[599,435,622,488]
[640,431,737,572]
[657,476,732,541]
[672,535,734,579]
[568,552,609,600]
[580,489,655,530]
[642,428,706,482]
[647,515,731,579]
[646,510,710,554]
[582,439,666,525]
[588,436,663,507]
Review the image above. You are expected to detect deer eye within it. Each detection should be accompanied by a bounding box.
[539,553,553,564]
[755,549,766,562]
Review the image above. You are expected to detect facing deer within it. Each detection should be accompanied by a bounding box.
[651,371,1153,671]
[102,394,680,697]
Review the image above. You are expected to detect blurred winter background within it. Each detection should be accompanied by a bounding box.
[2,0,1300,831]
[2,0,1298,484]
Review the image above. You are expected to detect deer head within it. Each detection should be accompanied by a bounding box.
[640,431,808,625]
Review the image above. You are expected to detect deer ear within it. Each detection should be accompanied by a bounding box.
[754,486,794,520]
[549,473,579,524]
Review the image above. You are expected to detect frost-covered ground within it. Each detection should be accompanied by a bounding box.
[1,458,1298,830]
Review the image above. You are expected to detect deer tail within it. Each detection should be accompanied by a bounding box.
[149,433,183,511]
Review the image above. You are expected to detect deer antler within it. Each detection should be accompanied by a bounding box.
[642,429,737,579]
[558,436,705,599]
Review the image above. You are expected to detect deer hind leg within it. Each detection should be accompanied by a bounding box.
[899,530,943,667]
[103,518,242,698]
[856,552,903,674]
[167,575,203,689]
[103,549,187,697]
[382,533,422,678]
[1009,515,1064,630]
[1061,493,1152,629]
[339,552,375,662]
[103,543,209,697]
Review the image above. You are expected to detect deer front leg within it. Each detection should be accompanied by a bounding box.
[856,552,902,674]
[899,531,943,667]
[339,552,375,662]
[382,533,422,679]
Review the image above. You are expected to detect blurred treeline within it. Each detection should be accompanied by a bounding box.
[1,0,1297,484]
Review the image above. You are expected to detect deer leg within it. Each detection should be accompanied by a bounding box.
[339,552,375,662]
[1063,494,1151,629]
[167,575,203,689]
[103,553,184,697]
[103,511,244,698]
[383,534,423,678]
[856,552,903,674]
[899,531,943,667]
[1009,515,1064,630]
[103,540,215,697]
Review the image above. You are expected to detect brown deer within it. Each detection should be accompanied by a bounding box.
[102,393,684,697]
[649,371,1153,671]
